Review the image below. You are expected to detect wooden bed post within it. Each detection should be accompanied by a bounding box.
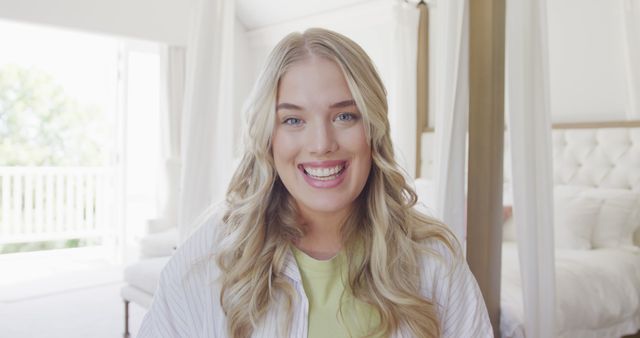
[416,0,429,177]
[124,299,131,338]
[467,0,506,336]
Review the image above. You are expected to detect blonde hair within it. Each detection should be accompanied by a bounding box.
[217,28,458,338]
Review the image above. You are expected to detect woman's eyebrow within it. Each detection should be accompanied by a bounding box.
[276,99,356,111]
[276,102,302,110]
[329,99,356,109]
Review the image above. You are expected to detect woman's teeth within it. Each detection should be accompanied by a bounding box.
[304,164,345,180]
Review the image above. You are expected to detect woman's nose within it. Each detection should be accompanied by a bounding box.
[308,122,338,155]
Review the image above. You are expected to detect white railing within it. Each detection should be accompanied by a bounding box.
[0,167,115,244]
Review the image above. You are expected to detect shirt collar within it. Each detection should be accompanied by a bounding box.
[282,247,302,283]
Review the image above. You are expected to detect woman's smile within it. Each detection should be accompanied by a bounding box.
[298,160,349,188]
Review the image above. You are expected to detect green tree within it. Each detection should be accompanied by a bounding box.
[0,64,110,166]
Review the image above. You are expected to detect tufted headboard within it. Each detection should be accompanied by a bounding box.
[552,126,640,192]
[550,123,640,247]
[419,122,640,191]
[418,121,640,245]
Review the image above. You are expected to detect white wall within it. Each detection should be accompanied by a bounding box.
[1,0,629,125]
[547,0,628,122]
[243,0,395,90]
[242,0,421,172]
[0,0,193,45]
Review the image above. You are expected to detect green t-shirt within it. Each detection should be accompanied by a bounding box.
[292,246,381,338]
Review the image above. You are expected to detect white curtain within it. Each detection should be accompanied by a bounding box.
[622,0,640,119]
[433,0,469,243]
[157,46,186,231]
[178,0,235,242]
[506,0,556,336]
[388,0,419,178]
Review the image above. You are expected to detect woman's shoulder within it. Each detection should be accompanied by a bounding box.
[160,203,228,286]
[138,205,229,337]
[409,204,463,274]
[416,235,493,337]
[407,207,467,299]
[417,236,462,280]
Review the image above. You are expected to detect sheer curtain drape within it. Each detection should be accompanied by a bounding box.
[178,0,235,242]
[433,0,469,243]
[388,0,419,177]
[506,0,556,337]
[622,0,640,119]
[158,46,186,230]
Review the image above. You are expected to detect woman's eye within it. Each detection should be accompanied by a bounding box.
[336,113,357,122]
[283,117,303,125]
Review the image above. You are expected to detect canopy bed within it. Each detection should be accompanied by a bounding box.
[500,122,640,338]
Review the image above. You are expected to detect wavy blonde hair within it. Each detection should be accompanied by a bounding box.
[217,28,458,338]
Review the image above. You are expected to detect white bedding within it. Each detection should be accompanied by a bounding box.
[500,242,640,338]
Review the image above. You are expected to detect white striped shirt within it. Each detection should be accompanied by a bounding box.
[137,212,493,338]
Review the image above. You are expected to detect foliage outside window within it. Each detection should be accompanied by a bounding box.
[0,64,111,254]
[0,64,109,167]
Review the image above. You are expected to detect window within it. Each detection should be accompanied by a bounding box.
[0,19,163,263]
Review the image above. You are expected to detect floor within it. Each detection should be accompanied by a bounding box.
[0,247,147,338]
[2,248,638,338]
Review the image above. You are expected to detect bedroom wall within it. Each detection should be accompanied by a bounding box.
[0,0,629,124]
[243,0,395,94]
[547,0,628,122]
[0,0,193,45]
[421,0,632,178]
[242,0,414,169]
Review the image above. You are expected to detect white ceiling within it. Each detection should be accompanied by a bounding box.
[235,0,372,30]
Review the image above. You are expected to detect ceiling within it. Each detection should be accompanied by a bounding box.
[235,0,372,30]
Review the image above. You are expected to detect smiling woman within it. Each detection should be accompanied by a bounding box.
[138,28,492,338]
[273,56,372,260]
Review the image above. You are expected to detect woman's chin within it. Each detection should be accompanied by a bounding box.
[296,198,354,217]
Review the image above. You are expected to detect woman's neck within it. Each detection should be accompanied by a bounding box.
[294,205,350,260]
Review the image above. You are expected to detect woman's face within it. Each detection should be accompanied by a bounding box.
[272,56,372,219]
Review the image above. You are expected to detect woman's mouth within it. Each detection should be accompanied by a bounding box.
[303,163,346,180]
[298,161,348,188]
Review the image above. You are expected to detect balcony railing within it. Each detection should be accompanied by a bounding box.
[0,167,116,245]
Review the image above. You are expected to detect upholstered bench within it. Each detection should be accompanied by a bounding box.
[120,223,177,338]
[121,256,170,307]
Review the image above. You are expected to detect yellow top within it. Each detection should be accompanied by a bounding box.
[292,246,381,338]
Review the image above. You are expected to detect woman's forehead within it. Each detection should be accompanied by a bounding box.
[277,57,353,109]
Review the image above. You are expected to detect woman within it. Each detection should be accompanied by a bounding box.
[138,28,492,338]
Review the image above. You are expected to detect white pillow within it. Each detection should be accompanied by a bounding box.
[554,186,602,250]
[139,227,178,258]
[581,189,640,249]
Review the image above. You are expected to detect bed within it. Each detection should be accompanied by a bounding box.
[500,125,640,338]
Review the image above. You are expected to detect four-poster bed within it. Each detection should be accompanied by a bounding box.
[500,121,640,338]
[416,121,640,337]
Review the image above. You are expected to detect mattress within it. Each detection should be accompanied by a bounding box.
[500,242,640,338]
